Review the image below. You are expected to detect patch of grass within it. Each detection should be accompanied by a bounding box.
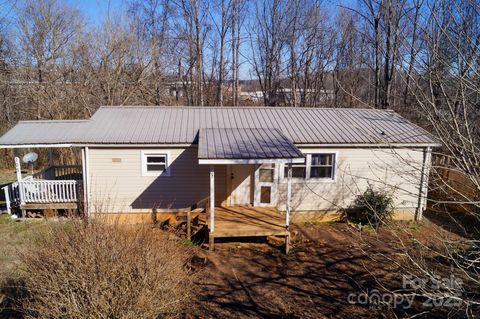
[0,215,48,280]
[347,220,376,233]
[0,170,16,185]
[407,222,421,231]
[180,238,198,246]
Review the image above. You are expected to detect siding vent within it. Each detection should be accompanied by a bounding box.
[112,158,122,163]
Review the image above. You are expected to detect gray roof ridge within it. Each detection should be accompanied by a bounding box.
[18,119,89,124]
[97,105,395,112]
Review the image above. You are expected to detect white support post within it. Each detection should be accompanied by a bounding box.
[3,186,11,214]
[286,162,292,227]
[81,147,89,217]
[15,157,25,206]
[210,165,215,232]
[417,146,432,221]
[15,157,22,183]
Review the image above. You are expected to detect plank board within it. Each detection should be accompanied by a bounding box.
[209,205,288,238]
[21,203,78,210]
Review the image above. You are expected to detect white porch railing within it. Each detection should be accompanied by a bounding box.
[20,180,80,203]
[2,180,81,214]
[2,182,20,214]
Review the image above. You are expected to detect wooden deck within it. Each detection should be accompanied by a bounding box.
[208,206,290,252]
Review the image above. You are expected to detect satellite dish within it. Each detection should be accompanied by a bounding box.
[22,152,38,165]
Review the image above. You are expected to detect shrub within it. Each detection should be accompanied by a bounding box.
[17,219,196,319]
[350,186,394,228]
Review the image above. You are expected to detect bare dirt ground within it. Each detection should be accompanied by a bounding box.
[192,220,470,319]
[0,215,474,318]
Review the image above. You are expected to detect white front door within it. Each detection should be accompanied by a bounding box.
[230,164,254,205]
[254,163,278,207]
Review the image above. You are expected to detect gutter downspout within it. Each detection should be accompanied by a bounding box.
[416,146,432,221]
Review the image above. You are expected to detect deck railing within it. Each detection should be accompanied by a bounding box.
[33,165,82,181]
[20,180,80,203]
[2,179,81,214]
[2,182,20,213]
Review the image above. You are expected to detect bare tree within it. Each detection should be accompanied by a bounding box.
[212,0,232,106]
[15,0,81,119]
[250,0,288,106]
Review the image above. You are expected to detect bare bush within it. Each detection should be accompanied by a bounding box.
[17,219,196,319]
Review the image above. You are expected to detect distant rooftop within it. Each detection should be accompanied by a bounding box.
[0,106,440,147]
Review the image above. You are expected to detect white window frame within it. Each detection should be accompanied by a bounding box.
[280,152,338,183]
[281,158,308,182]
[141,150,171,177]
[309,153,336,181]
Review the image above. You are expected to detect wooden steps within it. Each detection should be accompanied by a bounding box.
[207,206,290,252]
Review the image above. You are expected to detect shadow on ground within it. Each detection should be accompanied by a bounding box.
[194,222,461,319]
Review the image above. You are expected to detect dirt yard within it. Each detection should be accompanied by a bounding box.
[192,220,471,319]
[0,215,475,318]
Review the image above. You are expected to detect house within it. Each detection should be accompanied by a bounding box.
[0,106,439,250]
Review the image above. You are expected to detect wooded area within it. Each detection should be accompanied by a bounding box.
[0,0,478,206]
[0,0,477,204]
[0,0,479,315]
[0,0,475,116]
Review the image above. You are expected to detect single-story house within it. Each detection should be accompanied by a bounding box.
[0,106,439,250]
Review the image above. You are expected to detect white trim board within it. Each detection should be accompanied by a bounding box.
[198,158,305,165]
[0,142,441,149]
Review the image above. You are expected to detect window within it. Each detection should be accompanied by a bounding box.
[310,154,335,179]
[260,186,272,203]
[282,153,336,181]
[141,151,170,176]
[259,164,275,182]
[284,160,306,178]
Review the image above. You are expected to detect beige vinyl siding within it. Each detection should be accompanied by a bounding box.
[277,147,425,213]
[88,147,226,213]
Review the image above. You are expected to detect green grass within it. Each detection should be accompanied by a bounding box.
[179,238,198,246]
[0,170,16,185]
[0,214,47,280]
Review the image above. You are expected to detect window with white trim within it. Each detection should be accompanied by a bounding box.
[142,152,170,176]
[283,160,306,178]
[282,153,336,181]
[310,154,335,179]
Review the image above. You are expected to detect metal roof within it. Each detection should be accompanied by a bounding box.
[0,106,440,146]
[198,128,304,160]
[0,120,89,145]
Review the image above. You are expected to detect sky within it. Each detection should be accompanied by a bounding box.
[66,0,357,23]
[3,0,358,80]
[60,0,357,80]
[65,0,127,25]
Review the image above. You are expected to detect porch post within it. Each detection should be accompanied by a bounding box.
[81,147,89,217]
[15,157,25,217]
[210,165,215,232]
[286,162,292,227]
[3,186,11,214]
[15,157,25,206]
[48,148,53,167]
[416,146,432,221]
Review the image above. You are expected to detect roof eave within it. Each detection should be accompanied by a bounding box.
[198,158,305,165]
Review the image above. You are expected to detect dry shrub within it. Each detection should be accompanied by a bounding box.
[17,219,195,319]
